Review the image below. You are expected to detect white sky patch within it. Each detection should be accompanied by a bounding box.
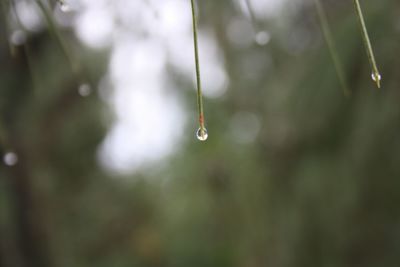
[74,5,113,48]
[157,0,191,36]
[98,36,186,174]
[99,83,185,173]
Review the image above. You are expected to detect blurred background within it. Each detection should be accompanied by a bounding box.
[1,0,400,266]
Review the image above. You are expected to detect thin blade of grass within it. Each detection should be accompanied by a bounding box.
[353,0,381,88]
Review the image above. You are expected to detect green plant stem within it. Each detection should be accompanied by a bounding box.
[353,0,381,88]
[190,0,205,130]
[313,0,351,97]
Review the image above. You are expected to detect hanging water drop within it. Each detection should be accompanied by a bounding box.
[3,152,18,166]
[196,127,208,141]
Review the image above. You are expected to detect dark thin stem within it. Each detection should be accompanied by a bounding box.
[353,0,381,88]
[190,0,206,131]
[314,0,351,97]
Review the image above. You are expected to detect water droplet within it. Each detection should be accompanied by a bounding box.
[78,83,92,97]
[371,72,381,82]
[255,31,270,46]
[59,1,71,12]
[371,72,382,88]
[3,152,18,166]
[196,127,208,141]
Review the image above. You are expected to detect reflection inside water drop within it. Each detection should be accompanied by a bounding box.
[196,127,208,141]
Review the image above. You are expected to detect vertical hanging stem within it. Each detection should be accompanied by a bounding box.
[190,0,207,137]
[313,0,351,97]
[353,0,381,88]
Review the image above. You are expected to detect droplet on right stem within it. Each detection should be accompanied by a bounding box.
[371,72,382,88]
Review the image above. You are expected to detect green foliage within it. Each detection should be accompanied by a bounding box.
[1,0,400,267]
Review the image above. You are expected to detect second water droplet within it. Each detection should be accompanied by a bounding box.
[371,72,381,83]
